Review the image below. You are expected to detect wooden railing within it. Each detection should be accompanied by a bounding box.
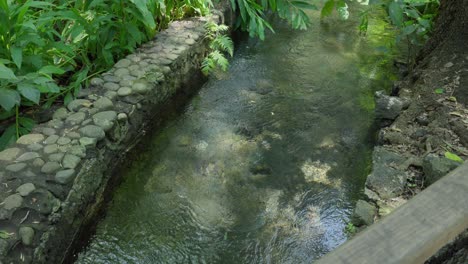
[317,162,468,264]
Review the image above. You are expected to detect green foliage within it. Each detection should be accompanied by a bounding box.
[345,222,357,234]
[444,151,463,163]
[389,0,439,53]
[202,21,233,75]
[320,0,350,20]
[365,0,439,66]
[0,0,212,149]
[231,0,316,39]
[0,0,317,149]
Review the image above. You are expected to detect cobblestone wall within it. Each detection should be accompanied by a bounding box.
[0,9,230,263]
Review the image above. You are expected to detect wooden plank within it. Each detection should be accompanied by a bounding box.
[317,162,468,264]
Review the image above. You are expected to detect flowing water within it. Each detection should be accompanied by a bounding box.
[76,7,396,264]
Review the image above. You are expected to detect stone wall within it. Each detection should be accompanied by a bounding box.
[0,6,231,263]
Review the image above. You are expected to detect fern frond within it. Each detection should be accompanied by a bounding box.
[201,57,215,75]
[215,24,229,33]
[204,21,218,33]
[209,50,229,71]
[210,35,234,56]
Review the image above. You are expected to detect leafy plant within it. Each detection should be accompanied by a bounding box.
[202,21,234,75]
[344,222,357,234]
[230,0,316,40]
[321,0,349,20]
[0,0,316,150]
[386,0,439,65]
[0,0,213,150]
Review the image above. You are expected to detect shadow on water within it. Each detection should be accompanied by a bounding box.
[75,4,397,264]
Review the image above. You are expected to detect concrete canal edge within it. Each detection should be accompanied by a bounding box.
[0,4,233,263]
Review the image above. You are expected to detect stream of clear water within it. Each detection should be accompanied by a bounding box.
[76,7,395,264]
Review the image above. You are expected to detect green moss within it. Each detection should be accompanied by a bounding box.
[358,89,376,112]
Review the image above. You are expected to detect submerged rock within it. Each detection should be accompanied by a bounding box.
[249,79,273,95]
[249,162,272,175]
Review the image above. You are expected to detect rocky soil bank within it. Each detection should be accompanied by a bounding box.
[352,44,468,262]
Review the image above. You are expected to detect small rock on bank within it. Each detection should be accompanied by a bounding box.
[366,147,408,199]
[422,154,461,185]
[352,200,377,226]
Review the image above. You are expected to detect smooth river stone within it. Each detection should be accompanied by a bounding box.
[185,38,195,45]
[104,91,118,101]
[120,74,136,81]
[160,66,171,74]
[118,87,132,96]
[41,161,61,174]
[67,132,81,139]
[66,112,86,125]
[47,119,64,129]
[0,148,21,161]
[115,59,131,68]
[68,145,86,158]
[63,154,81,169]
[19,227,35,246]
[27,143,43,151]
[49,153,64,162]
[17,134,44,145]
[16,152,40,162]
[119,80,134,87]
[32,158,45,167]
[128,65,140,72]
[55,169,76,184]
[57,137,71,145]
[92,111,117,131]
[6,163,27,172]
[103,82,120,91]
[44,135,59,145]
[94,97,114,110]
[117,113,128,121]
[67,99,91,112]
[103,75,120,83]
[114,68,130,77]
[130,70,145,78]
[52,108,69,120]
[132,81,150,94]
[79,125,105,140]
[129,55,141,62]
[165,53,178,60]
[3,194,23,210]
[16,183,36,196]
[79,137,97,148]
[41,127,56,136]
[90,77,104,86]
[43,144,58,154]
